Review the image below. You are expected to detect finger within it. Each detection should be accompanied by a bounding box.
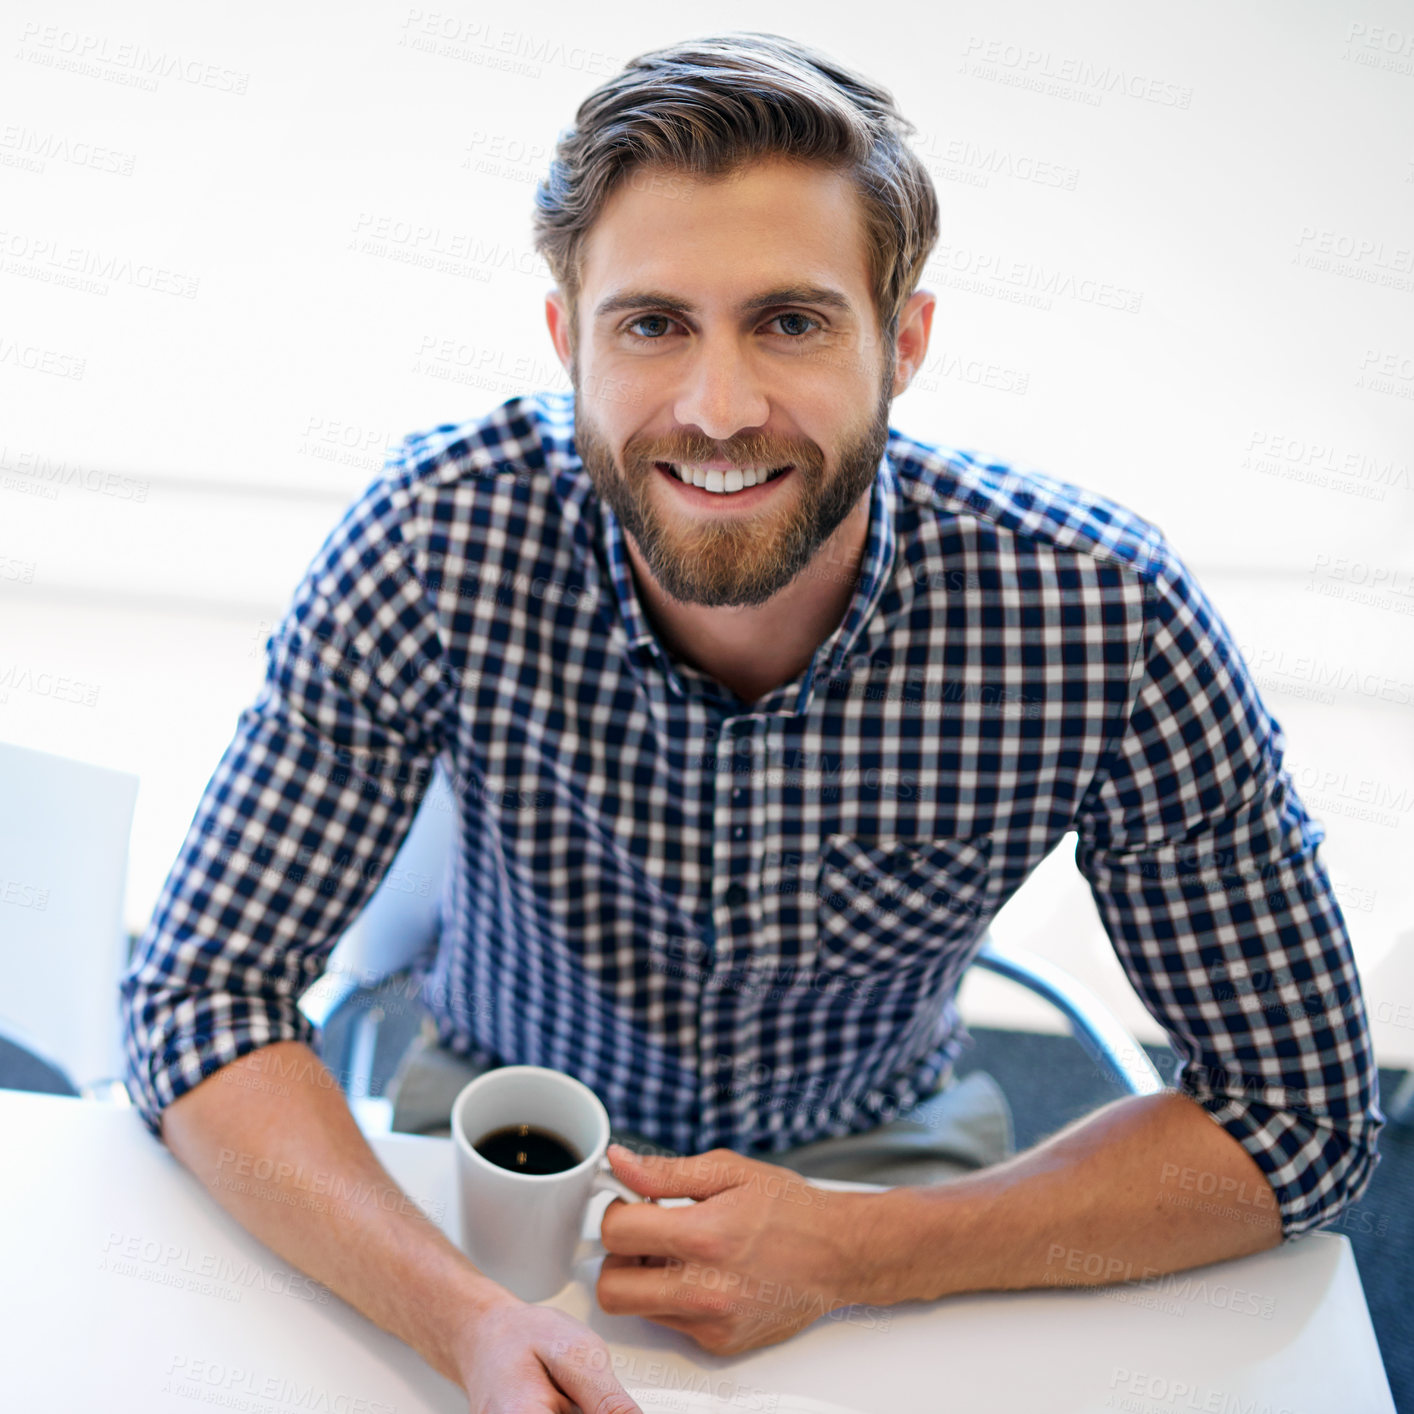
[542,1347,644,1414]
[607,1145,751,1202]
[636,1313,708,1338]
[484,1361,577,1414]
[596,1262,714,1321]
[599,1201,689,1259]
[600,1251,670,1271]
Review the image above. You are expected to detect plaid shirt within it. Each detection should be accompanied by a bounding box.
[120,389,1382,1239]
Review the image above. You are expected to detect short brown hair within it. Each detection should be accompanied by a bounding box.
[532,32,939,352]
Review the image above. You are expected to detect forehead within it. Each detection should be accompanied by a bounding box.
[579,157,874,318]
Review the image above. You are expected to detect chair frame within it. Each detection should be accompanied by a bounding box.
[302,928,1167,1135]
[970,937,1165,1096]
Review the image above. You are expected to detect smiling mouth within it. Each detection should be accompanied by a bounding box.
[654,462,793,495]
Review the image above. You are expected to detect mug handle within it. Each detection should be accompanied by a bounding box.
[592,1155,653,1206]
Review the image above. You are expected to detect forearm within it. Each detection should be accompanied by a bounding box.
[853,1090,1284,1307]
[160,1040,508,1387]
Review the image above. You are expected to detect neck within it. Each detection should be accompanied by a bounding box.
[622,490,872,705]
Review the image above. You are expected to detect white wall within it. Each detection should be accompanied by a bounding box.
[3,0,1412,1061]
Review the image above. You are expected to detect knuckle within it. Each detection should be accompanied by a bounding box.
[686,1228,729,1267]
[679,1235,710,1265]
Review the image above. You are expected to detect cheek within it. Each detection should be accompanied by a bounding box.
[582,351,654,405]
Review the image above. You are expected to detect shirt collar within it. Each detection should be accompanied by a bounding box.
[596,447,900,713]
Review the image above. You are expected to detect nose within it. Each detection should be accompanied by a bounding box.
[671,331,770,443]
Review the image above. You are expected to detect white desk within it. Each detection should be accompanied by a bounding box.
[0,1090,1394,1412]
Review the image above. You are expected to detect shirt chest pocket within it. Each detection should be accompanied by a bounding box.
[809,833,996,978]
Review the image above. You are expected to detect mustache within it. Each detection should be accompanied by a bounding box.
[626,434,823,469]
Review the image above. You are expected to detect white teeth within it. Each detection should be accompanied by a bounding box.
[664,463,785,495]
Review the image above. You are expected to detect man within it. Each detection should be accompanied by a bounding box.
[120,31,1383,1414]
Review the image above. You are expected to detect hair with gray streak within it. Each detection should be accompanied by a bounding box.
[532,31,939,351]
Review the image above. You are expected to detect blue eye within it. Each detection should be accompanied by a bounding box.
[773,312,818,337]
[621,311,823,343]
[627,314,673,340]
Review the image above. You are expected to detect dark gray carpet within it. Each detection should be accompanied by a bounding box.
[4,1020,1407,1409]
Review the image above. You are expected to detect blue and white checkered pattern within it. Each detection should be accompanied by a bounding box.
[120,389,1383,1239]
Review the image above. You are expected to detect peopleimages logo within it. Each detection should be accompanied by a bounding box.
[16,22,250,95]
[925,243,1143,313]
[100,1232,328,1306]
[162,1356,394,1413]
[0,337,86,380]
[1243,431,1411,501]
[396,8,621,78]
[958,36,1194,108]
[0,227,200,298]
[1108,1368,1295,1414]
[0,123,138,176]
[0,662,100,706]
[913,130,1081,192]
[0,446,148,500]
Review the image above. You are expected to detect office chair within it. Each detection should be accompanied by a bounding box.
[0,740,140,1099]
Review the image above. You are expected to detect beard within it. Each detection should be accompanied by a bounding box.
[572,347,896,609]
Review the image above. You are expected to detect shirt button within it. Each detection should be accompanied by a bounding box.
[733,825,745,840]
[725,882,748,908]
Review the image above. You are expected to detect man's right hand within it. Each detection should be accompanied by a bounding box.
[159,1043,645,1414]
[454,1292,644,1413]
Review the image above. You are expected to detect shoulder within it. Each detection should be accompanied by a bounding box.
[308,392,574,595]
[338,391,577,565]
[383,389,571,498]
[886,423,1171,581]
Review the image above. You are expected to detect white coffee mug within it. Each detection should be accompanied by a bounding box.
[450,1065,646,1303]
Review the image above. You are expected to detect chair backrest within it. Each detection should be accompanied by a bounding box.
[323,760,456,989]
[0,740,139,1090]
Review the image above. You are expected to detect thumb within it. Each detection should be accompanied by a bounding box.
[542,1338,643,1414]
[606,1143,749,1201]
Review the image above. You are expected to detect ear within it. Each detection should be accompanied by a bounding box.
[545,288,574,377]
[890,289,936,396]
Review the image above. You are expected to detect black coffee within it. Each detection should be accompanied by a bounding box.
[473,1123,581,1175]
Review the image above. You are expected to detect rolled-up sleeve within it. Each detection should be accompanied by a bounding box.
[1073,538,1384,1239]
[119,445,453,1137]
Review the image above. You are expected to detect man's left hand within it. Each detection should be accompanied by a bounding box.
[595,1143,889,1355]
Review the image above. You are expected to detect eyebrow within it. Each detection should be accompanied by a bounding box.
[592,284,856,322]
